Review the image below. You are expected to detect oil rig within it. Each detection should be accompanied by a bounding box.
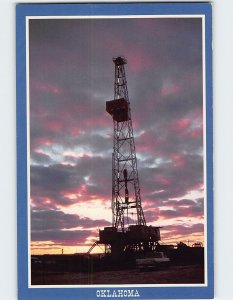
[89,57,160,258]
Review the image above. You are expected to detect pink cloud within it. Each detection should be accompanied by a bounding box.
[67,127,82,137]
[127,50,154,72]
[31,80,63,95]
[30,196,58,210]
[171,117,192,132]
[170,153,186,168]
[161,82,182,97]
[177,118,192,130]
[47,119,63,132]
[169,113,203,140]
[31,136,54,151]
[156,176,170,186]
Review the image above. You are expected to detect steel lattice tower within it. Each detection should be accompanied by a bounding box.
[92,57,160,256]
[92,57,160,258]
[106,57,146,231]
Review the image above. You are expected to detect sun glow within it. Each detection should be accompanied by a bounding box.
[31,244,104,255]
[61,199,112,223]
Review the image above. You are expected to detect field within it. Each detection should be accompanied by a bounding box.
[31,264,204,285]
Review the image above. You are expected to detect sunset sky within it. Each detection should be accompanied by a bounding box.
[29,17,205,254]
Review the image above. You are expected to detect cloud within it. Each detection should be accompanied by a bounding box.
[31,229,91,245]
[31,209,110,231]
[31,209,110,244]
[31,151,53,165]
[144,198,204,224]
[163,223,204,236]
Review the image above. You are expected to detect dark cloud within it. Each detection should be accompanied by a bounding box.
[163,223,204,236]
[159,206,203,219]
[31,209,110,231]
[31,151,53,165]
[31,229,91,245]
[31,209,110,244]
[31,164,83,192]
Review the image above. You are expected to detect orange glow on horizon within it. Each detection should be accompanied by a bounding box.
[31,230,205,255]
[31,244,105,255]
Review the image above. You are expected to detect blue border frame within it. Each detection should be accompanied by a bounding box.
[16,3,213,299]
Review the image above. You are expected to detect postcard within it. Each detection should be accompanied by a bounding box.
[16,2,213,299]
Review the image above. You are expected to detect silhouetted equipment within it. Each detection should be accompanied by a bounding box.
[94,57,160,257]
[192,241,203,248]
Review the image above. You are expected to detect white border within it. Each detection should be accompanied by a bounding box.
[202,14,208,288]
[26,16,32,288]
[26,14,207,289]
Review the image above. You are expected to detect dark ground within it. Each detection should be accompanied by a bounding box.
[31,247,205,285]
[31,264,204,285]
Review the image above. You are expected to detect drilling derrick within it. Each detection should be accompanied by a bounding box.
[99,57,160,257]
[107,56,146,231]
